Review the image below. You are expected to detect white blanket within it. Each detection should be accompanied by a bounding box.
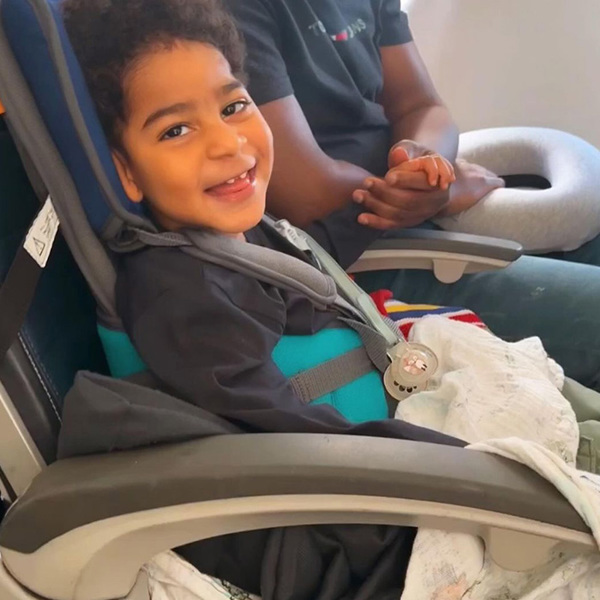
[140,551,260,600]
[398,316,600,600]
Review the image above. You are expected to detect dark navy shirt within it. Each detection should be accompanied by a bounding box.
[224,0,413,175]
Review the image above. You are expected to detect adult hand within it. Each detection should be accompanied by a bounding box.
[352,177,450,230]
[352,139,452,230]
[436,159,505,217]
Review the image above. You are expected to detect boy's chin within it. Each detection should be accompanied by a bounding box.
[220,207,265,237]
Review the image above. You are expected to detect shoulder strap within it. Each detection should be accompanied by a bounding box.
[129,226,339,310]
[269,218,402,348]
[128,218,402,347]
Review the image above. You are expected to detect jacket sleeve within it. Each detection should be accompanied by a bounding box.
[377,0,413,47]
[124,261,464,447]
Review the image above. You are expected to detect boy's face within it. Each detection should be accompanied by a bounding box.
[113,41,273,236]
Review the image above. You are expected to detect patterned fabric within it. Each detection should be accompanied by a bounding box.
[368,288,486,339]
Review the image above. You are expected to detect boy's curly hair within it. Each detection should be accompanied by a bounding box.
[61,0,245,147]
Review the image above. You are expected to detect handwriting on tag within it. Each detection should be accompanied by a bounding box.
[24,196,60,268]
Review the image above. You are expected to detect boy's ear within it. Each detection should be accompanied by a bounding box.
[112,151,144,203]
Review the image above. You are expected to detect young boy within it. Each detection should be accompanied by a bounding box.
[61,0,459,596]
[62,0,458,440]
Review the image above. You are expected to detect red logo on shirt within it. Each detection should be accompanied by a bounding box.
[331,30,349,42]
[308,18,367,42]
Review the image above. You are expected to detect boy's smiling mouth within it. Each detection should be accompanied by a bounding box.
[205,165,258,202]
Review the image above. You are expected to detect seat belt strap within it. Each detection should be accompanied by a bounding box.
[289,317,398,404]
[271,219,402,348]
[290,346,374,403]
[0,196,59,361]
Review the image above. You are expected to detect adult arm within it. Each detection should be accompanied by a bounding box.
[224,0,449,227]
[258,65,454,232]
[260,96,371,226]
[358,4,503,227]
[380,43,459,163]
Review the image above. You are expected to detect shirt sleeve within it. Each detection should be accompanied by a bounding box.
[376,0,413,47]
[121,251,464,447]
[223,0,294,105]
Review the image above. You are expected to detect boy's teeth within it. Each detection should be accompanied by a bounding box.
[225,171,249,185]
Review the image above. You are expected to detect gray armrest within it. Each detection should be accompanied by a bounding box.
[350,229,523,283]
[0,434,593,600]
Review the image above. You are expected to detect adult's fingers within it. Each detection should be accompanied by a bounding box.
[356,191,408,221]
[358,212,409,230]
[354,189,447,227]
[365,179,428,210]
[383,168,432,189]
[357,207,425,230]
[365,178,449,214]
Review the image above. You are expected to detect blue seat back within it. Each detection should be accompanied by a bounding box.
[0,0,148,238]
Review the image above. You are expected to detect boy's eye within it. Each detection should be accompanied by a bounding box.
[160,124,191,141]
[222,99,251,118]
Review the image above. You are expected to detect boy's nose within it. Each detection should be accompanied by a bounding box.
[205,121,245,159]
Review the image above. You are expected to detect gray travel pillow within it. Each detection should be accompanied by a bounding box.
[434,127,600,252]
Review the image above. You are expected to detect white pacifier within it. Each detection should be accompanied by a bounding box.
[383,342,438,401]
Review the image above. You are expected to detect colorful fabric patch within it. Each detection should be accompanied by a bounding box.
[368,289,486,339]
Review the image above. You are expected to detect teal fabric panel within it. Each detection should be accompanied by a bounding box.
[98,323,387,422]
[311,371,387,423]
[97,324,146,378]
[272,328,387,423]
[272,328,364,374]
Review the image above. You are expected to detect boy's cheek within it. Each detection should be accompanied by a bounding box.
[247,119,274,156]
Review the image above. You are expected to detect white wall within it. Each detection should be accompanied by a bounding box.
[403,0,600,149]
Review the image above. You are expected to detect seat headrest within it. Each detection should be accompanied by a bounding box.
[0,0,152,239]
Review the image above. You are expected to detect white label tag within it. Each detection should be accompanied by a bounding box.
[24,196,60,268]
